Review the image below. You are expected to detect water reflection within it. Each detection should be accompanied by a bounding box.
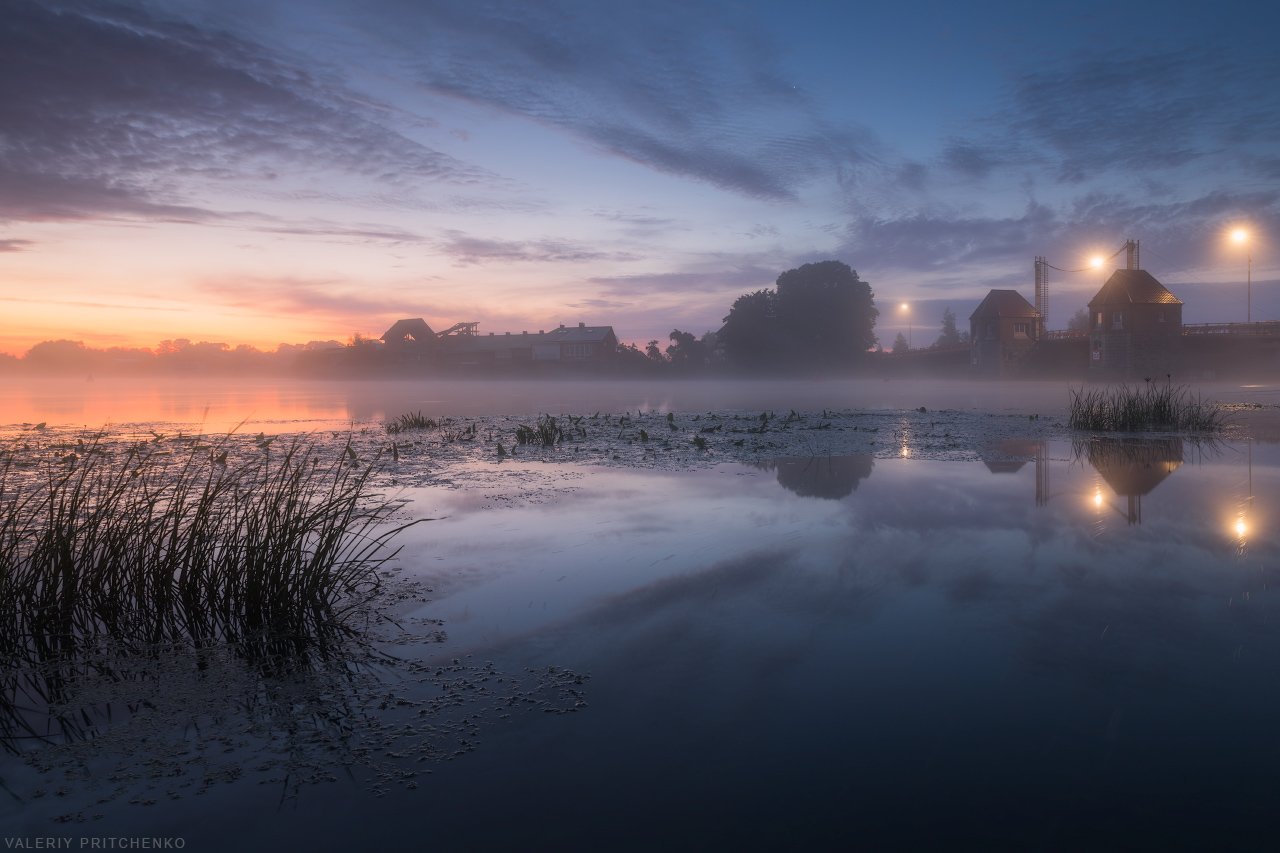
[985,439,1051,506]
[750,455,874,499]
[1081,437,1185,525]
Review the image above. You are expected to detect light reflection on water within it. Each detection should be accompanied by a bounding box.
[4,436,1279,848]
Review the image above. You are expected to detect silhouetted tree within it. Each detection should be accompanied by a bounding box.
[23,339,94,371]
[644,340,666,362]
[891,332,909,354]
[720,261,878,372]
[719,290,778,371]
[1067,308,1090,331]
[934,308,962,347]
[665,329,707,369]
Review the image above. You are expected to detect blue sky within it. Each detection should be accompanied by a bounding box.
[1,0,1277,351]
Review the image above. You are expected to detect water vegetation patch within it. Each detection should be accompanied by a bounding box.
[1068,383,1226,432]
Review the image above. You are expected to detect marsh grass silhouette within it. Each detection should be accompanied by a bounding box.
[1068,382,1226,432]
[0,434,417,754]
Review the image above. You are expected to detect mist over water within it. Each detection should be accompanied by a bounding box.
[3,377,1276,430]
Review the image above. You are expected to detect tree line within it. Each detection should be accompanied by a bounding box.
[630,259,976,374]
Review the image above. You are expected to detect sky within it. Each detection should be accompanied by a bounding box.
[2,0,1278,353]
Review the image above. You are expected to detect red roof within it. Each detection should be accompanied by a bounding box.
[970,289,1038,320]
[1088,269,1182,307]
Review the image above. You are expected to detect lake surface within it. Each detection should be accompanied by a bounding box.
[4,376,1277,431]
[4,427,1277,850]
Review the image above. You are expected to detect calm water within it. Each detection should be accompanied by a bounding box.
[5,434,1277,850]
[4,376,1277,430]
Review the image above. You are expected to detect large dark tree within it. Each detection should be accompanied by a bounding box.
[720,261,878,372]
[719,289,779,372]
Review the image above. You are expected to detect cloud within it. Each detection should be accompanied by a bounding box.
[0,240,32,252]
[0,1,484,223]
[198,277,412,318]
[937,45,1280,186]
[587,267,778,297]
[253,221,424,242]
[338,0,883,199]
[842,188,1280,277]
[438,231,640,265]
[1010,47,1280,183]
[844,202,1057,271]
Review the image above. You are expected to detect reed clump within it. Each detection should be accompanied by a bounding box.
[1068,382,1226,432]
[385,411,438,434]
[0,436,410,659]
[515,415,563,446]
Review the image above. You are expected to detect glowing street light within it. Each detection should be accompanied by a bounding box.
[1231,229,1252,322]
[1091,257,1104,269]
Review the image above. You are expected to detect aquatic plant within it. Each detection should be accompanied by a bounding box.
[0,437,412,659]
[385,411,438,434]
[1068,383,1226,432]
[515,415,563,446]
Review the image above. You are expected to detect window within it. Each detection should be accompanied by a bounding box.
[1013,322,1029,337]
[1111,311,1123,330]
[986,324,995,339]
[1158,310,1165,323]
[564,343,592,359]
[1096,312,1103,327]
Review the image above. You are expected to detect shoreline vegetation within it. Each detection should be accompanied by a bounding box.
[1068,382,1228,432]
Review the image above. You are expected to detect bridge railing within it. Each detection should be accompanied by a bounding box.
[1043,329,1088,340]
[1182,322,1280,337]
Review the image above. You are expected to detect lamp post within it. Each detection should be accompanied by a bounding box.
[1232,230,1251,323]
[900,303,911,349]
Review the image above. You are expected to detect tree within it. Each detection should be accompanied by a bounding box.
[774,261,879,362]
[23,339,94,371]
[892,332,909,353]
[934,308,962,347]
[1067,308,1090,331]
[719,260,878,372]
[644,340,666,362]
[719,289,778,371]
[665,329,707,369]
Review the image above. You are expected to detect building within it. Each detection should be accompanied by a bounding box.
[377,320,617,371]
[1087,269,1182,379]
[380,318,440,363]
[969,290,1044,375]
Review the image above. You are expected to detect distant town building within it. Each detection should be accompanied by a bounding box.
[380,318,440,363]
[969,290,1044,376]
[1087,269,1182,379]
[377,320,617,371]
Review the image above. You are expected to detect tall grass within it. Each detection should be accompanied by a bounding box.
[1068,383,1226,432]
[0,435,417,751]
[0,437,412,657]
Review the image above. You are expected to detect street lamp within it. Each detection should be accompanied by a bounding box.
[1232,230,1251,323]
[900,302,911,349]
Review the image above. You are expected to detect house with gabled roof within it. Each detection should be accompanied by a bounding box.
[969,289,1043,375]
[1087,268,1182,378]
[380,318,440,363]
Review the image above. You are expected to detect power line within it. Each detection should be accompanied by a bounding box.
[1043,244,1127,274]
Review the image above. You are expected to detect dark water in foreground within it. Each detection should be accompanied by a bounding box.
[3,437,1279,850]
